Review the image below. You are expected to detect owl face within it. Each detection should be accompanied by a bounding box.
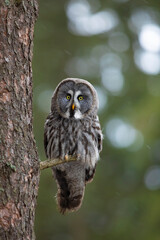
[54,79,97,119]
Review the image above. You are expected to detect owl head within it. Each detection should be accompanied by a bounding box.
[51,78,99,119]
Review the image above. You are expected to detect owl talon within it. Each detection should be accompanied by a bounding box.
[77,154,81,161]
[64,155,69,161]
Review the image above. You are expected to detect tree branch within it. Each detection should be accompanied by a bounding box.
[40,156,77,170]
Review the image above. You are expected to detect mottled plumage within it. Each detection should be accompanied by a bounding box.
[44,78,103,213]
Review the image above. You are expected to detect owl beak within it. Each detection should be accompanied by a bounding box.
[72,103,75,110]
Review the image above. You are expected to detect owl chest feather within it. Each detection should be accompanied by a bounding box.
[45,114,100,166]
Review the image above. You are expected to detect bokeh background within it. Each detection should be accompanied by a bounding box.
[33,0,160,239]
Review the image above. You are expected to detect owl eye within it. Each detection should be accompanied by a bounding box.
[78,95,83,101]
[66,94,71,100]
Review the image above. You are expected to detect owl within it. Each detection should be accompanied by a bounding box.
[44,78,103,214]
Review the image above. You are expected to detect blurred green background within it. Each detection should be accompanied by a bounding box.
[33,0,160,239]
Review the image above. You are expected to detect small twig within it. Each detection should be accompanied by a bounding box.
[40,156,77,170]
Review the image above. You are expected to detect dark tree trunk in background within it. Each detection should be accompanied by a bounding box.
[0,0,40,239]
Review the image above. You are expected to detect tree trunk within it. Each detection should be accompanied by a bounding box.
[0,1,40,239]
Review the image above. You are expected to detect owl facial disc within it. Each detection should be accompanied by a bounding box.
[55,79,95,119]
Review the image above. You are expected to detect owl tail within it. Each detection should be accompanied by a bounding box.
[52,162,85,214]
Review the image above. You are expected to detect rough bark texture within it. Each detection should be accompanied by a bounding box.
[0,0,40,239]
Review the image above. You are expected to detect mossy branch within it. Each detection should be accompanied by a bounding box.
[40,156,77,170]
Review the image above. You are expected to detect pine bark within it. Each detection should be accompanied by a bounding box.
[0,0,40,239]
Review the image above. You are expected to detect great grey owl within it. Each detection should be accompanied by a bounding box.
[44,78,103,214]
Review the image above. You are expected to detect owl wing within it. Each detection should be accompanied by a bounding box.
[44,120,49,158]
[97,132,103,152]
[85,117,103,184]
[44,113,52,158]
[92,116,103,153]
[44,132,48,158]
[44,112,60,159]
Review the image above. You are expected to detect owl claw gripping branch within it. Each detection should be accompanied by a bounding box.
[44,78,103,214]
